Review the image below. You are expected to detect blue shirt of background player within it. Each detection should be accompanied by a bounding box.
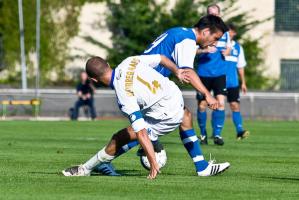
[196,31,230,77]
[143,27,197,77]
[225,41,246,88]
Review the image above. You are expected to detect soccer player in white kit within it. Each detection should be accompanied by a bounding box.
[62,54,230,179]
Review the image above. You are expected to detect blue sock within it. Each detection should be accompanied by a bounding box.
[197,110,207,136]
[116,140,139,157]
[211,111,216,137]
[232,111,244,134]
[212,110,225,137]
[179,129,209,172]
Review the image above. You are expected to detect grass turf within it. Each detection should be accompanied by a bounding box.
[0,120,299,200]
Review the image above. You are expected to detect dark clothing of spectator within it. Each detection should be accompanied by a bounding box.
[73,80,97,120]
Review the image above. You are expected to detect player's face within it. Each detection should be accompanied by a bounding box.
[207,7,220,16]
[199,29,223,48]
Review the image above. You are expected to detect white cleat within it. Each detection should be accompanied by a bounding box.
[197,161,230,177]
[62,165,91,176]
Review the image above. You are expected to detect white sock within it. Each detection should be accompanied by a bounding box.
[83,147,115,171]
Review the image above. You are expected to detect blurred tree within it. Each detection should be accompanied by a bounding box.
[99,0,273,89]
[0,0,273,89]
[0,0,100,87]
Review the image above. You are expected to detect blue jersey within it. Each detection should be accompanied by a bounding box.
[197,31,230,77]
[225,41,246,88]
[143,27,197,77]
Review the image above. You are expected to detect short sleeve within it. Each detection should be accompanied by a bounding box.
[237,46,247,68]
[114,82,146,132]
[173,39,197,69]
[137,54,161,68]
[225,32,232,48]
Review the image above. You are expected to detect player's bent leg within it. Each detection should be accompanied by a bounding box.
[212,94,225,145]
[230,102,249,140]
[62,127,137,177]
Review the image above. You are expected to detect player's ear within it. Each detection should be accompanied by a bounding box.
[201,28,209,37]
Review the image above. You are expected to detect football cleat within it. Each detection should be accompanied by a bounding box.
[237,130,250,140]
[214,136,224,145]
[93,162,120,176]
[200,135,208,145]
[62,165,90,176]
[197,161,230,176]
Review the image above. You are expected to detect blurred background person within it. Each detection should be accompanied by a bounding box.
[196,4,230,145]
[225,23,250,140]
[72,71,97,120]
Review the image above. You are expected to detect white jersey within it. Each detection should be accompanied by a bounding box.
[111,55,184,134]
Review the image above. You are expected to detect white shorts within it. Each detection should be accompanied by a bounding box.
[141,84,184,141]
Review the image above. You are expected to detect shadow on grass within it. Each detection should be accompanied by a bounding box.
[90,169,143,177]
[28,171,60,175]
[260,176,299,181]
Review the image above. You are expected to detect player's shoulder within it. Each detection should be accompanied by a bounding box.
[166,27,196,41]
[116,56,140,69]
[218,31,229,42]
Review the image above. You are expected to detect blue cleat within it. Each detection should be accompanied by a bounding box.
[93,163,121,176]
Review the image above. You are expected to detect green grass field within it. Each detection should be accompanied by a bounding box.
[1,120,299,200]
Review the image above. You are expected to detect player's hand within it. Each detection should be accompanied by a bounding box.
[241,83,247,94]
[205,94,219,110]
[86,93,91,99]
[176,69,190,83]
[221,47,231,56]
[147,162,160,180]
[204,45,217,53]
[198,45,217,54]
[82,96,87,100]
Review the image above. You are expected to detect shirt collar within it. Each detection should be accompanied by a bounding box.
[109,69,115,89]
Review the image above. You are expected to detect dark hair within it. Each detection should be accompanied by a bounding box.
[227,23,237,32]
[207,4,220,14]
[194,15,228,34]
[85,56,109,79]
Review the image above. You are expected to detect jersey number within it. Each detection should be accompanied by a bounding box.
[144,33,168,53]
[137,76,161,94]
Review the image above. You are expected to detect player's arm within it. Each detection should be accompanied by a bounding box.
[128,111,160,179]
[184,69,218,110]
[159,55,187,82]
[138,54,186,82]
[221,32,232,56]
[237,45,247,94]
[173,40,219,109]
[196,45,217,54]
[238,68,247,94]
[115,86,160,179]
[135,128,160,179]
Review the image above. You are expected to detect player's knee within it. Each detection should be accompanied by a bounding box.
[198,101,207,112]
[180,108,193,130]
[184,107,193,120]
[216,100,225,110]
[230,102,240,111]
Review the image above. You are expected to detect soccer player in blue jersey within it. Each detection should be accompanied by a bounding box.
[93,15,229,176]
[196,4,230,146]
[225,23,250,140]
